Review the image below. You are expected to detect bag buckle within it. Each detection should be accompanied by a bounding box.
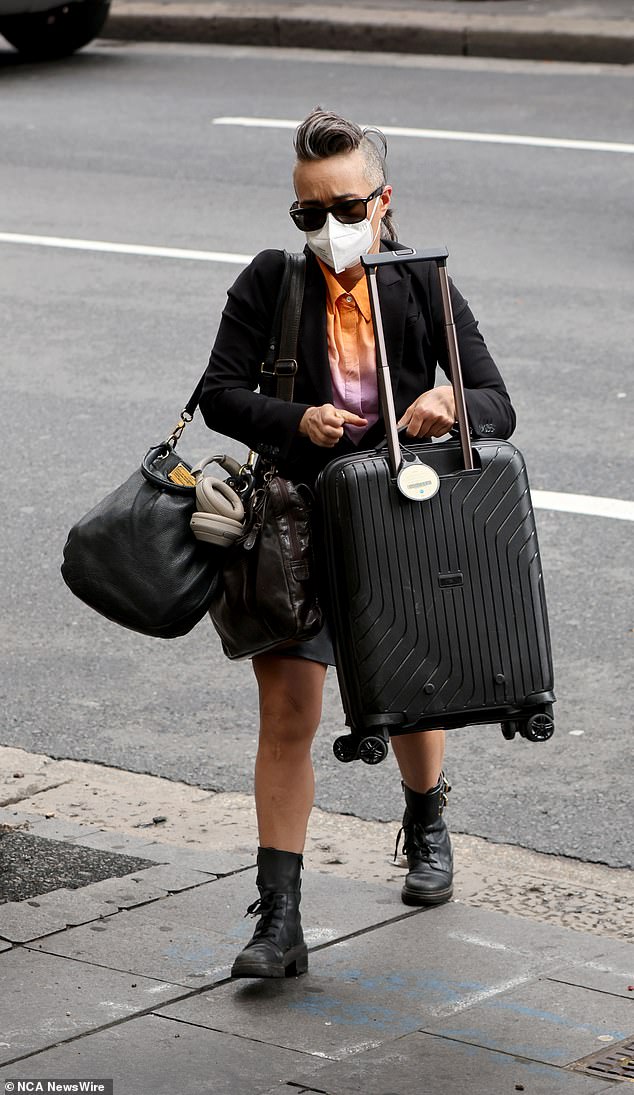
[260,358,297,378]
[274,358,298,377]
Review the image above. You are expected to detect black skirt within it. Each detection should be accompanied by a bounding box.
[272,618,336,667]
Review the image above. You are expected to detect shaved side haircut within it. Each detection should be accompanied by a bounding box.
[294,107,397,241]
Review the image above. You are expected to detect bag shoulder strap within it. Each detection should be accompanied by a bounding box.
[182,251,305,419]
[260,251,306,403]
[163,252,305,449]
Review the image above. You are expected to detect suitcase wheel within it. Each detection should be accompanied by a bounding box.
[501,721,519,741]
[333,735,358,763]
[522,710,555,743]
[358,735,390,765]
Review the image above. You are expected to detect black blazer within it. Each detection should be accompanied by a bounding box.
[200,241,516,484]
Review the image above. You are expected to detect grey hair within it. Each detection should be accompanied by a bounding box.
[293,107,397,241]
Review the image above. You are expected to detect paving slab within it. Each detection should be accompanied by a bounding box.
[113,862,216,894]
[0,888,114,942]
[0,901,76,944]
[0,872,186,938]
[424,978,634,1066]
[66,870,179,912]
[71,829,178,859]
[0,1014,325,1095]
[0,746,71,807]
[157,902,591,1060]
[289,1029,617,1095]
[14,818,97,843]
[0,949,185,1065]
[150,845,255,875]
[30,911,245,988]
[546,956,634,1000]
[74,830,254,874]
[26,870,427,988]
[136,869,425,948]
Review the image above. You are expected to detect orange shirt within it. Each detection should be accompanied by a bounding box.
[317,259,379,444]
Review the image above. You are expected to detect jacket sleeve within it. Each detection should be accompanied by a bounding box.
[199,249,310,458]
[426,263,516,440]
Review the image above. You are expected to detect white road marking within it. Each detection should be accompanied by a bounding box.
[1,231,632,524]
[0,231,251,265]
[213,116,634,155]
[532,490,634,522]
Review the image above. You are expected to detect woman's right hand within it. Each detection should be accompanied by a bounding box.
[298,404,367,447]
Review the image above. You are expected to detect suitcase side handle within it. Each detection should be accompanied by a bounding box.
[361,248,475,475]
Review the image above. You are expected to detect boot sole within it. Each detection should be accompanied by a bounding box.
[401,884,453,907]
[231,943,309,980]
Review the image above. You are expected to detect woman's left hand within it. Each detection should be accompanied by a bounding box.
[397,386,456,438]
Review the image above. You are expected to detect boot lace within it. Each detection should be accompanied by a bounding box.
[394,774,451,862]
[394,822,432,864]
[244,893,285,942]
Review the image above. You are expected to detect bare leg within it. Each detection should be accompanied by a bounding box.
[391,729,445,792]
[252,653,327,854]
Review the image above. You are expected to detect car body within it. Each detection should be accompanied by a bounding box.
[0,0,111,58]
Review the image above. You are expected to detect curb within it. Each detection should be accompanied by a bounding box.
[103,3,634,65]
[2,745,633,941]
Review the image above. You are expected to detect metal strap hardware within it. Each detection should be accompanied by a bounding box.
[273,359,298,376]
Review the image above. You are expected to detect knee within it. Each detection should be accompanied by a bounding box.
[254,656,325,758]
[258,688,320,759]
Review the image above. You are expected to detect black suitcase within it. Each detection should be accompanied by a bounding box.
[316,247,555,765]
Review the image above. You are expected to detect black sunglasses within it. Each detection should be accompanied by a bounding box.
[289,186,383,233]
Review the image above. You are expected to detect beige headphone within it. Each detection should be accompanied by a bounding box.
[190,454,247,547]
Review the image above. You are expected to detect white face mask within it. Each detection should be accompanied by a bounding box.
[305,197,381,274]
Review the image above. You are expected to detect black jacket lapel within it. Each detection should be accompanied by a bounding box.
[297,251,332,404]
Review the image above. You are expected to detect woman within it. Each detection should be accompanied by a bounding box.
[200,107,515,980]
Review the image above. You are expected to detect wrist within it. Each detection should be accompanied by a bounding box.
[298,407,317,438]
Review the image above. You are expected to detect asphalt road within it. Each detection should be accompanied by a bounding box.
[1,41,632,867]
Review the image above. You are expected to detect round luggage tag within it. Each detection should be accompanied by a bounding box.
[397,460,440,502]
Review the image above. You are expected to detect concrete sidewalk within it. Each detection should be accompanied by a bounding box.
[0,745,633,1092]
[103,0,634,65]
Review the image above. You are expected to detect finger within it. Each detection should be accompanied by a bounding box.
[425,418,449,438]
[337,410,368,426]
[320,424,344,443]
[405,408,432,437]
[320,431,343,447]
[322,407,346,427]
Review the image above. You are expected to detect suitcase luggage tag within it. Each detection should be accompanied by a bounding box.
[395,445,440,502]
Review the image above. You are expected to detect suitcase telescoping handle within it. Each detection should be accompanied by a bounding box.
[360,247,475,475]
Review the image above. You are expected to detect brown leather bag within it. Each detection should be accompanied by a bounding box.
[208,252,323,659]
[209,470,322,659]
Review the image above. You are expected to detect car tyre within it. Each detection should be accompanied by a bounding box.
[0,0,111,60]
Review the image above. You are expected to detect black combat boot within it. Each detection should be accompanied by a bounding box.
[395,775,453,907]
[231,846,308,979]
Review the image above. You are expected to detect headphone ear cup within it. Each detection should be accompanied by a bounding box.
[195,476,245,522]
[190,512,244,546]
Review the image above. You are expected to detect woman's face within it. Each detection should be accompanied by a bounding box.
[293,147,391,249]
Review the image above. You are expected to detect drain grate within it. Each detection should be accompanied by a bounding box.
[571,1036,634,1082]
